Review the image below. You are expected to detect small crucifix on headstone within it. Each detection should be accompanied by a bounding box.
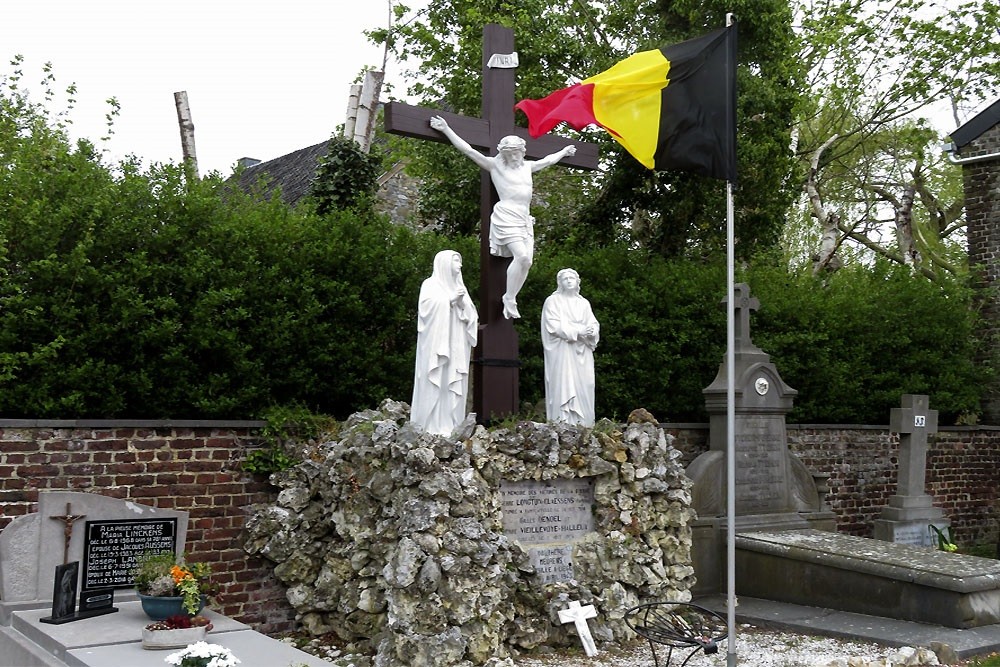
[49,502,86,565]
[384,24,600,423]
[558,599,599,657]
[889,394,939,501]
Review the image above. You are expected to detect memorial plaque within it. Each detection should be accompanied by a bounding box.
[891,523,933,547]
[82,518,177,589]
[527,545,575,584]
[734,415,789,513]
[500,479,594,583]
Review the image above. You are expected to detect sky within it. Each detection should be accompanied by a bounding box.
[1,0,429,176]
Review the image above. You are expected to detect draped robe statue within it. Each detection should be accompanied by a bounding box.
[410,250,479,435]
[541,268,600,426]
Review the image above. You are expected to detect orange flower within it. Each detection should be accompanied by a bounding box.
[170,564,192,584]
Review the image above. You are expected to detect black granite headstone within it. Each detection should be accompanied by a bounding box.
[83,518,177,589]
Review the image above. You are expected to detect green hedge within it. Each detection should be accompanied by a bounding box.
[0,88,988,422]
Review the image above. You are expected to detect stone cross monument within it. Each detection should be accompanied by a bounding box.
[384,24,600,423]
[874,394,949,546]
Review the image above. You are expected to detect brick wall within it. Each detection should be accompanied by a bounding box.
[962,115,1000,423]
[1,420,997,637]
[666,423,1000,548]
[0,420,296,635]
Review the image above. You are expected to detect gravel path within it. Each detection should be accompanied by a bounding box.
[292,624,987,667]
[514,626,903,667]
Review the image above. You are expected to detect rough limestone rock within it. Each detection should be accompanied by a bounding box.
[244,399,696,667]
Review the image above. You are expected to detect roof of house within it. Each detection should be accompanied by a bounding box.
[951,98,1000,149]
[235,141,329,206]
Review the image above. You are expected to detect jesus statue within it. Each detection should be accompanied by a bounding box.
[429,115,576,319]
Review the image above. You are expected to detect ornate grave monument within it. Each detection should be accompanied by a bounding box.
[686,284,836,594]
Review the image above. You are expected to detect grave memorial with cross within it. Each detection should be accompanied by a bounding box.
[874,394,949,546]
[384,24,600,422]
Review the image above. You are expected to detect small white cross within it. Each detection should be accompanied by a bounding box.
[558,600,599,657]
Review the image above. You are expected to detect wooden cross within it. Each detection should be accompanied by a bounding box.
[889,394,939,499]
[49,502,86,565]
[384,24,600,423]
[558,599,599,656]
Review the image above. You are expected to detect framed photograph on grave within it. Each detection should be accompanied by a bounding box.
[40,561,79,624]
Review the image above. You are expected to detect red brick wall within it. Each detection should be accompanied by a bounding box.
[0,421,296,635]
[667,423,1000,548]
[2,420,997,636]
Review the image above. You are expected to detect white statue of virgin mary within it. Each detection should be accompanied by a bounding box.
[410,250,479,435]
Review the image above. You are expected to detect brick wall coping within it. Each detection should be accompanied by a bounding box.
[1,418,996,433]
[0,419,267,428]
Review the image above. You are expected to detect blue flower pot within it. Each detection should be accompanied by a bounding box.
[137,593,205,620]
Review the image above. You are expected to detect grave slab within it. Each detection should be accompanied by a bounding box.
[2,601,330,667]
[735,529,1000,629]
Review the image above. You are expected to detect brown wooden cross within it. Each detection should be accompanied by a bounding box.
[385,23,600,422]
[49,502,86,565]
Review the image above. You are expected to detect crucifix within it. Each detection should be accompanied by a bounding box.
[49,502,86,565]
[384,24,600,423]
[558,599,599,657]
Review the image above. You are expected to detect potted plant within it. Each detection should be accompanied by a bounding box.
[133,551,213,620]
[164,641,239,666]
[142,615,213,650]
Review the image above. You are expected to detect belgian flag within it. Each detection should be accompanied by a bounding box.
[515,25,737,181]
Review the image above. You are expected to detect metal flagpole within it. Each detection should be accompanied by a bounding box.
[725,178,737,667]
[725,12,738,667]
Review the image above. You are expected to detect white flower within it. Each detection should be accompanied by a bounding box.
[164,642,240,667]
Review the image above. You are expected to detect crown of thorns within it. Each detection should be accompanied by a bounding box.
[497,135,526,152]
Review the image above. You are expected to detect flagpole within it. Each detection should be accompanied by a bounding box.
[725,12,737,667]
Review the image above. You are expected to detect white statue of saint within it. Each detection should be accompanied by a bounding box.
[410,250,479,436]
[429,115,576,320]
[542,268,600,427]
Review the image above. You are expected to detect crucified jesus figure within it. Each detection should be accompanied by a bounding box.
[430,115,576,319]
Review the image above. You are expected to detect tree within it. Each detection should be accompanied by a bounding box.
[310,135,380,215]
[792,0,999,277]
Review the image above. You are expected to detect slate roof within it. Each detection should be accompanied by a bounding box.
[951,98,1000,149]
[235,141,329,206]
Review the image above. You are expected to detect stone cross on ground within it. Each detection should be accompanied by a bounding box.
[558,600,599,657]
[889,394,939,502]
[384,23,600,423]
[49,503,86,565]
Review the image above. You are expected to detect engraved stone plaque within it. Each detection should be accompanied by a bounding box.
[499,479,594,583]
[734,415,789,514]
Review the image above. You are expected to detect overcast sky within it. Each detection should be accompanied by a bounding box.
[2,0,429,175]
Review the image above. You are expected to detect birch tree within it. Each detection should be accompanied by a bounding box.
[794,0,999,279]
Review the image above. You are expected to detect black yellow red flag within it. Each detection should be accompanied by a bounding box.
[515,25,737,181]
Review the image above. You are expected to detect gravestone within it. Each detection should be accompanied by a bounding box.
[499,479,594,583]
[0,491,188,603]
[686,284,836,594]
[874,394,950,546]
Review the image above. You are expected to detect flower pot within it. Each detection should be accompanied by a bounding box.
[137,593,206,620]
[141,625,208,650]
